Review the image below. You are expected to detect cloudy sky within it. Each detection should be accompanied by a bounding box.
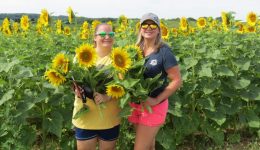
[0,0,259,21]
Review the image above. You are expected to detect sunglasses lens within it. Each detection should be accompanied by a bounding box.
[98,32,106,37]
[108,32,115,37]
[150,24,157,29]
[141,24,148,29]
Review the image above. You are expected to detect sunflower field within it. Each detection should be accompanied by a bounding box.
[0,8,260,149]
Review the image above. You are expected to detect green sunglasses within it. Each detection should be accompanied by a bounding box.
[96,31,115,38]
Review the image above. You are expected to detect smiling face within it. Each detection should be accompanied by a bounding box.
[94,24,114,49]
[140,20,159,40]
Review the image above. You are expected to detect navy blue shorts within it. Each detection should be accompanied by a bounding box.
[75,125,120,141]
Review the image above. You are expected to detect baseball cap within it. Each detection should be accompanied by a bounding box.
[140,13,160,27]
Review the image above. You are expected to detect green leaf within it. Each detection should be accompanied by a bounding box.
[241,86,260,101]
[156,128,175,149]
[119,105,132,118]
[121,78,140,89]
[0,89,15,106]
[246,110,260,128]
[203,79,221,94]
[231,78,251,89]
[215,66,234,76]
[233,58,250,71]
[73,105,89,120]
[20,125,37,146]
[227,133,240,144]
[199,66,212,77]
[206,123,224,145]
[198,98,216,112]
[119,93,130,108]
[0,58,20,73]
[14,66,33,79]
[46,111,64,138]
[207,110,226,126]
[183,57,198,69]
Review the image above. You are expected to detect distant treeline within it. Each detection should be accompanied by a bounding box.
[0,13,205,24]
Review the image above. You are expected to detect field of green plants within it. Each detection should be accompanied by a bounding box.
[0,8,260,149]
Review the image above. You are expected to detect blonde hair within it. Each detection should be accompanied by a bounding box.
[136,24,164,51]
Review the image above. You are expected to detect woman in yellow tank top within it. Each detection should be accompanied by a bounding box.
[73,23,120,150]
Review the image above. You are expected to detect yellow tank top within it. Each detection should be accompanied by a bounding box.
[72,55,121,129]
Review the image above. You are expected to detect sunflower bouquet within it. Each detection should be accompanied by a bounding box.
[44,44,114,118]
[107,45,164,116]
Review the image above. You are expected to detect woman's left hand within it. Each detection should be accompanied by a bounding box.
[145,97,159,106]
[93,92,111,104]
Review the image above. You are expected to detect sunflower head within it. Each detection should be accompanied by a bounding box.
[180,17,188,31]
[111,47,132,73]
[20,15,30,31]
[160,23,169,40]
[106,84,125,99]
[235,22,244,34]
[44,69,66,86]
[118,15,128,26]
[91,20,101,32]
[64,26,71,35]
[67,7,75,24]
[246,25,256,33]
[52,53,69,73]
[197,17,207,29]
[75,44,97,68]
[12,22,19,33]
[39,9,49,26]
[247,12,257,26]
[125,45,143,61]
[171,28,178,37]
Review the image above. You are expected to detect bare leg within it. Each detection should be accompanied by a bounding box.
[134,124,160,150]
[99,139,117,150]
[76,137,97,150]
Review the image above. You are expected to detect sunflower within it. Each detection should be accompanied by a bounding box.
[246,25,256,33]
[20,15,29,31]
[118,15,128,26]
[56,19,62,34]
[247,12,257,26]
[197,17,207,29]
[171,28,178,37]
[135,22,140,33]
[125,45,143,60]
[235,22,244,34]
[2,18,10,28]
[91,20,101,32]
[180,17,188,31]
[52,53,69,73]
[160,23,169,40]
[67,7,75,24]
[12,22,19,33]
[44,69,66,86]
[36,19,44,34]
[75,44,97,68]
[81,21,89,30]
[111,47,132,73]
[64,26,71,35]
[221,12,230,29]
[210,20,218,29]
[107,21,113,27]
[80,30,89,40]
[39,9,49,26]
[106,84,125,99]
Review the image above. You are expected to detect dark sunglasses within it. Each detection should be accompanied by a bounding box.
[141,23,158,30]
[95,31,115,38]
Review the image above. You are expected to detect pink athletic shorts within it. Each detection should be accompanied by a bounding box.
[128,99,168,127]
